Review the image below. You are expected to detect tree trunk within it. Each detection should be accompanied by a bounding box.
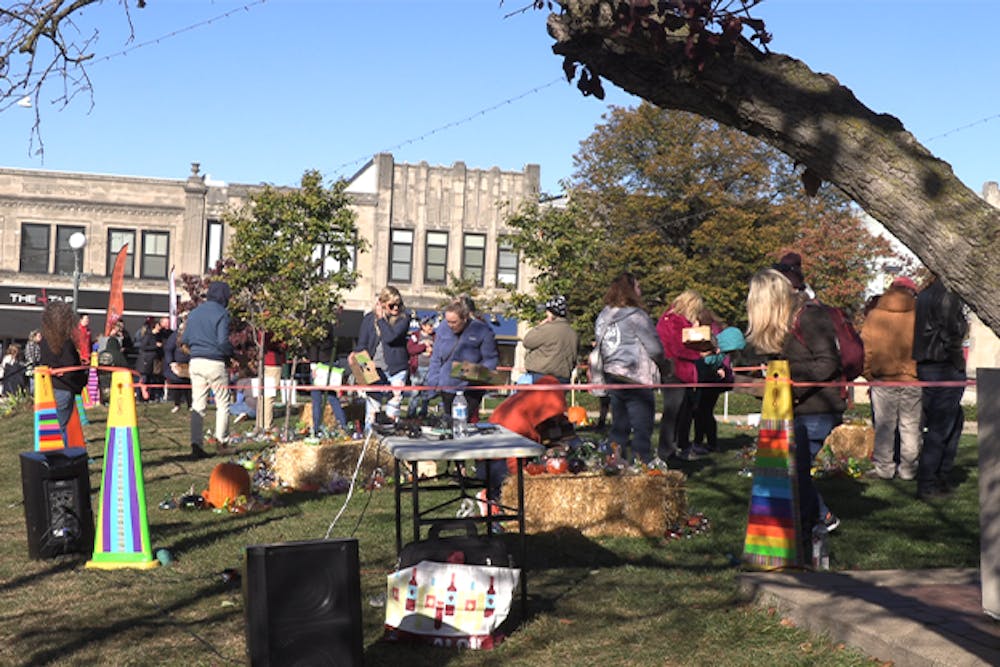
[548,2,1000,332]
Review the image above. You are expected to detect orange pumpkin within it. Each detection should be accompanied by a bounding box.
[202,462,251,509]
[567,405,588,427]
[545,457,568,475]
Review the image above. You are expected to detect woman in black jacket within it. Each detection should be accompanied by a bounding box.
[747,268,846,542]
[39,301,87,437]
[349,286,410,429]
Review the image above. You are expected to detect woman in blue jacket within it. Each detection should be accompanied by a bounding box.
[350,286,410,428]
[425,297,499,420]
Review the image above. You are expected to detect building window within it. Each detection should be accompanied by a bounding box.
[313,241,356,277]
[496,237,518,287]
[205,219,224,272]
[19,223,50,274]
[389,228,413,283]
[141,231,169,279]
[462,233,486,286]
[55,225,85,275]
[107,229,136,277]
[425,231,448,283]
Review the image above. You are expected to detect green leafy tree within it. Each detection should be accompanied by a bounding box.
[223,169,365,435]
[503,103,903,337]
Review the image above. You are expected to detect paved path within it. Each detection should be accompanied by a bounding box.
[739,568,1000,666]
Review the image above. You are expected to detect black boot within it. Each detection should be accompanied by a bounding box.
[190,443,210,460]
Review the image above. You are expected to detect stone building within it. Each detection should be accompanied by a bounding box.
[0,153,540,364]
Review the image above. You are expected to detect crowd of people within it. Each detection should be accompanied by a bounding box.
[6,260,970,522]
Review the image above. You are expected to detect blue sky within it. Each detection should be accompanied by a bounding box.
[2,0,997,197]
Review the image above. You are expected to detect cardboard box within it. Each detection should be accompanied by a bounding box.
[682,325,715,351]
[348,350,380,385]
[449,361,503,385]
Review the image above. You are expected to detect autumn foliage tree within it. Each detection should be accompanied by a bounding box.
[503,103,903,340]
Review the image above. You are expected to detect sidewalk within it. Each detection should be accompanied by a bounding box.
[739,568,1000,666]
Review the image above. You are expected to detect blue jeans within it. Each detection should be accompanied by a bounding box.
[54,388,75,442]
[793,412,841,530]
[608,382,656,463]
[311,389,348,435]
[917,362,965,491]
[407,366,431,418]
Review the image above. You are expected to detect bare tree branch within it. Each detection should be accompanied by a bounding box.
[0,0,139,157]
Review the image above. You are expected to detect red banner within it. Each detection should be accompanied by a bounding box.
[104,244,128,336]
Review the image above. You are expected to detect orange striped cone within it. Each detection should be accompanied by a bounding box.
[33,366,64,451]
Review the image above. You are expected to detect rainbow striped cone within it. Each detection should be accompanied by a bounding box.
[86,370,158,570]
[34,366,65,451]
[84,352,99,407]
[75,393,90,426]
[742,360,802,570]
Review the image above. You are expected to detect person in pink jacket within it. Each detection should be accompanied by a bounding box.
[656,290,710,461]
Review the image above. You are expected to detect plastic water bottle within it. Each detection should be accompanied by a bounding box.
[451,391,468,438]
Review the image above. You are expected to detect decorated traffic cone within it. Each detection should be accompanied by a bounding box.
[742,360,802,570]
[65,401,86,448]
[33,366,65,451]
[87,370,158,570]
[83,351,99,407]
[75,393,90,426]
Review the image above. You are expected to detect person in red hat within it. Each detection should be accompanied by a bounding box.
[860,276,921,480]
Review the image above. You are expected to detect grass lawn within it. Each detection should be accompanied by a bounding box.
[0,396,980,666]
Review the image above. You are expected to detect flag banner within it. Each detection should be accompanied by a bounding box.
[168,266,177,331]
[104,244,129,337]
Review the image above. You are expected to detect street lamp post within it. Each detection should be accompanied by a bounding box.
[69,232,87,311]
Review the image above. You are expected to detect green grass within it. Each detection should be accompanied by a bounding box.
[0,397,980,666]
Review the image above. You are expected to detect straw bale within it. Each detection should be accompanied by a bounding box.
[274,439,391,489]
[824,423,874,460]
[298,400,365,432]
[501,470,686,538]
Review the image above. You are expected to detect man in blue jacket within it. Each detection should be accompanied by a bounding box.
[186,281,234,459]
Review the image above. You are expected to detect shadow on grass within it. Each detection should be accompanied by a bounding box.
[0,557,82,594]
[14,578,245,666]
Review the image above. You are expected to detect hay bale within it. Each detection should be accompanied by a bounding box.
[824,423,874,460]
[299,399,365,433]
[273,439,391,489]
[500,470,687,538]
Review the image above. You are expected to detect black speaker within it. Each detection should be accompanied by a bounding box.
[20,448,95,559]
[244,538,364,667]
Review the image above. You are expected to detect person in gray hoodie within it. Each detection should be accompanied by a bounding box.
[185,280,234,459]
[594,272,664,463]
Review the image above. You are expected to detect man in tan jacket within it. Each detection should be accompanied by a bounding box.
[522,295,578,384]
[860,276,921,479]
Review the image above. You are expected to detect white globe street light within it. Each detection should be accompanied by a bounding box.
[69,232,87,311]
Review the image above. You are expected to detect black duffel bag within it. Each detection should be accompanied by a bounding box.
[398,520,511,569]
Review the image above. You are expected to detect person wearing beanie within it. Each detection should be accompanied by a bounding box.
[184,280,235,459]
[522,294,578,385]
[772,251,815,298]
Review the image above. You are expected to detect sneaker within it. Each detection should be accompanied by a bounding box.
[189,444,211,460]
[170,405,180,414]
[679,445,710,461]
[821,511,840,532]
[917,482,954,501]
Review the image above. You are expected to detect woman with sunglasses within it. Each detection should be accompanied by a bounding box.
[350,286,410,430]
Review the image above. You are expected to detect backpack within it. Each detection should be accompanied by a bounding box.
[792,301,865,382]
